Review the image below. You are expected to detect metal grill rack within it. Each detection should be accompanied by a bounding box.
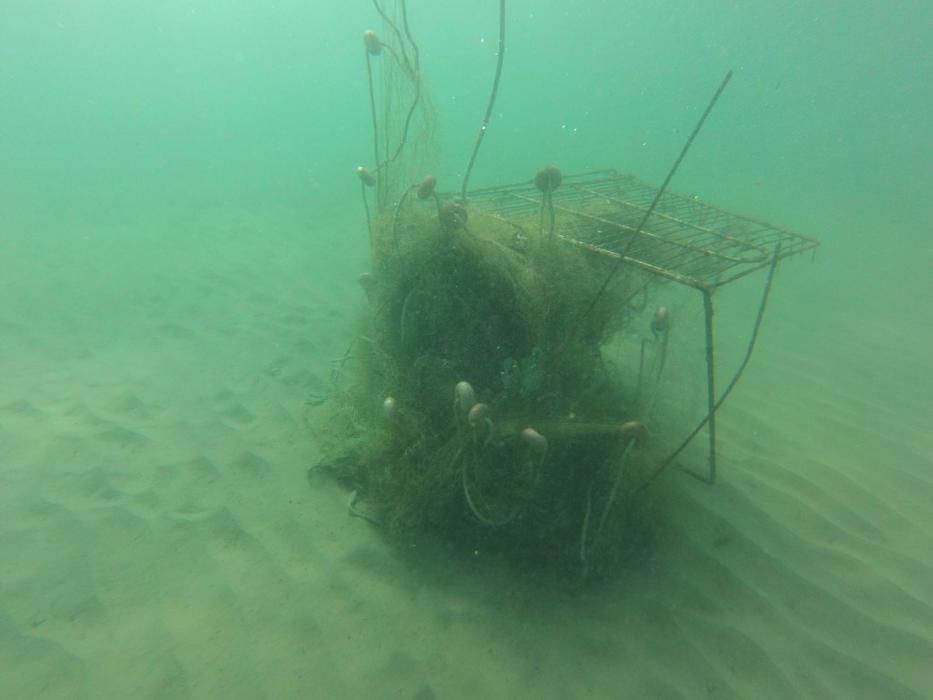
[468,169,819,292]
[467,169,820,486]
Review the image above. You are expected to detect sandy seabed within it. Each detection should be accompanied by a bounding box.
[1,209,931,700]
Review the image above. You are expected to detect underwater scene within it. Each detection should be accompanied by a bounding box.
[1,1,931,698]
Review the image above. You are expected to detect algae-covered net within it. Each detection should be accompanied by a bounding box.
[318,176,655,579]
[309,1,818,582]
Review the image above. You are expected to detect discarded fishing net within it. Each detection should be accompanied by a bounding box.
[308,1,818,582]
[315,169,660,578]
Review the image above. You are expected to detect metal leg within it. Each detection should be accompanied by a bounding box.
[703,289,717,484]
[635,242,783,494]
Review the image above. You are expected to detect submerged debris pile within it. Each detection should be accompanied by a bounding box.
[314,168,663,578]
[307,1,817,583]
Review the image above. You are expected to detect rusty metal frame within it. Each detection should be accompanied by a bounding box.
[468,169,818,485]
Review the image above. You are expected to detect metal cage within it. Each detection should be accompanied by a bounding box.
[467,169,820,487]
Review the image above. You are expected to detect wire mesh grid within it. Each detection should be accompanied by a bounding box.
[467,169,819,290]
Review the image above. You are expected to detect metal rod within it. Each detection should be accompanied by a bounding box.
[460,0,507,201]
[703,289,717,483]
[571,71,733,334]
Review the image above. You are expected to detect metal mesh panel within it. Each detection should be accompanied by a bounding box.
[467,169,819,290]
